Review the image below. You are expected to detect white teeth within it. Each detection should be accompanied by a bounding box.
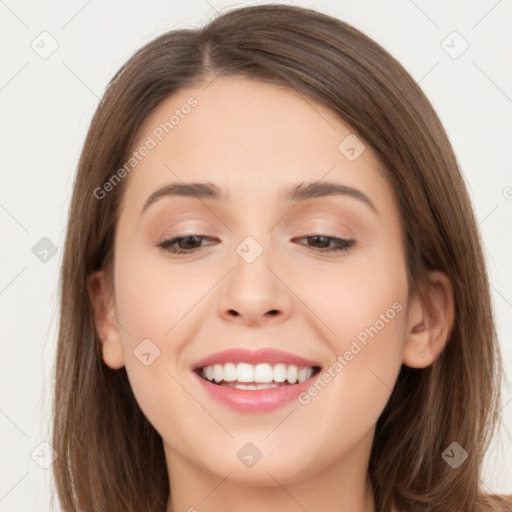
[223,363,237,382]
[298,367,314,383]
[273,363,287,382]
[287,365,298,384]
[237,363,254,382]
[199,362,317,386]
[213,364,222,383]
[254,363,273,383]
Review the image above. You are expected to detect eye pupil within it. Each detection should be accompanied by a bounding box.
[310,235,329,248]
[181,236,200,249]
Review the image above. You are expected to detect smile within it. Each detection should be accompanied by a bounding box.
[197,362,318,389]
[191,347,322,411]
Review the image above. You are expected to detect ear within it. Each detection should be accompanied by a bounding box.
[403,270,455,368]
[86,270,125,369]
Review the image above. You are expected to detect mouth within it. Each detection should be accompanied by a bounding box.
[191,348,322,411]
[195,362,321,390]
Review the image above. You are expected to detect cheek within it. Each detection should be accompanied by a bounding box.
[112,251,212,411]
[289,247,409,411]
[288,266,408,459]
[288,257,408,353]
[112,253,209,442]
[114,250,204,343]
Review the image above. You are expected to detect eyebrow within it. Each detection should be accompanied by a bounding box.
[141,181,378,215]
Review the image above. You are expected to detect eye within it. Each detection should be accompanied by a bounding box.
[158,235,218,254]
[293,234,356,253]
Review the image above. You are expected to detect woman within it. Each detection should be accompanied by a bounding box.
[52,4,511,511]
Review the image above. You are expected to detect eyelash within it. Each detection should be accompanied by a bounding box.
[157,234,356,255]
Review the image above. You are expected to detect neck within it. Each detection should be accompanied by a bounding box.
[164,435,375,512]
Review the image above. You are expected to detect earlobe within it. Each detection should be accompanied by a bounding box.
[403,270,455,369]
[86,270,125,369]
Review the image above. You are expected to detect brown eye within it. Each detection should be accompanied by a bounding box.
[294,235,355,253]
[158,235,217,254]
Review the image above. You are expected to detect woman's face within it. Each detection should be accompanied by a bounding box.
[97,76,414,488]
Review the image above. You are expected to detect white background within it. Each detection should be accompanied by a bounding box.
[0,0,511,510]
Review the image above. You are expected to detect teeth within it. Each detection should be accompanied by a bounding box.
[200,363,316,386]
[213,364,223,383]
[273,363,287,382]
[237,362,254,382]
[287,364,298,384]
[298,367,308,383]
[254,363,273,383]
[223,363,237,382]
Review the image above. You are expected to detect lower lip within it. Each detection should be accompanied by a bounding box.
[193,371,317,412]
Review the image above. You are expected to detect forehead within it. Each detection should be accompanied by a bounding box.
[122,76,397,219]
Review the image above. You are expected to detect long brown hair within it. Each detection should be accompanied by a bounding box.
[52,4,511,511]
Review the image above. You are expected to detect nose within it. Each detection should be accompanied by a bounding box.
[217,244,293,327]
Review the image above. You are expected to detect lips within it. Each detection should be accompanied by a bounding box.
[191,348,322,412]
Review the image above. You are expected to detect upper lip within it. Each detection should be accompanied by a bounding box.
[191,347,321,370]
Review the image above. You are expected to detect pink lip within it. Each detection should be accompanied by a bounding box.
[193,374,318,412]
[191,347,321,412]
[191,347,321,369]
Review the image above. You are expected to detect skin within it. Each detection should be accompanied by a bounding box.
[88,76,454,512]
